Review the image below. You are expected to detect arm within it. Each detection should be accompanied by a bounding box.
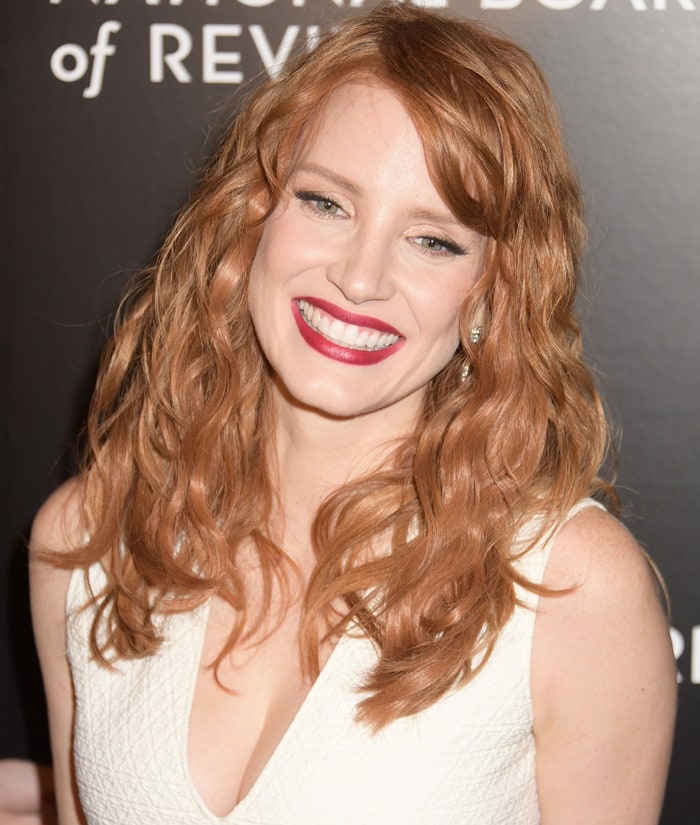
[0,759,56,825]
[29,480,88,825]
[532,506,676,825]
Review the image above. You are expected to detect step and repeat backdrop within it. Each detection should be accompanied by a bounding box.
[2,1,698,821]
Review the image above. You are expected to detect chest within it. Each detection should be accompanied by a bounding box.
[188,597,319,816]
[68,586,541,825]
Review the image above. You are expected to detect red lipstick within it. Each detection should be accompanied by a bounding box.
[292,299,404,365]
[297,297,402,336]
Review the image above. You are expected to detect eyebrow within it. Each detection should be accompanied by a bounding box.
[292,161,465,229]
[293,162,360,196]
[409,208,463,228]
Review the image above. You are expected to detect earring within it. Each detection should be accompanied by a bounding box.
[460,326,482,382]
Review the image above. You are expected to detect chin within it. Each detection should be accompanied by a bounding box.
[281,380,373,420]
[275,367,428,424]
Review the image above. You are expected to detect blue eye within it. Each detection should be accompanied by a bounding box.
[295,191,343,216]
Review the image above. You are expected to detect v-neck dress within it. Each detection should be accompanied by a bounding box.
[66,499,603,825]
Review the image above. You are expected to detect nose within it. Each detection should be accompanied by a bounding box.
[325,230,395,305]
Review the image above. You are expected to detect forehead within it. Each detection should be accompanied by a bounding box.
[292,82,429,185]
[280,79,490,239]
[300,82,416,148]
[311,81,408,129]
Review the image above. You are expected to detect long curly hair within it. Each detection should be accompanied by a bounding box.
[69,2,614,728]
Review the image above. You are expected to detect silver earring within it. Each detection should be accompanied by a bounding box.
[460,327,482,382]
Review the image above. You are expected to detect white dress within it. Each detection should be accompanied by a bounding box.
[66,499,603,825]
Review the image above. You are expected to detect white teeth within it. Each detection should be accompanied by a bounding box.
[297,300,399,351]
[342,323,360,347]
[328,319,345,341]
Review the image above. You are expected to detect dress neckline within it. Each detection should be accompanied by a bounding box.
[180,600,353,823]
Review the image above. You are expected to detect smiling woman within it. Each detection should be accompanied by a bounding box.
[28,3,675,825]
[248,81,484,418]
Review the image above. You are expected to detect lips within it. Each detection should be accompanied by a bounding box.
[292,297,404,365]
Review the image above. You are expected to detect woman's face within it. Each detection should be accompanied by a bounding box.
[248,81,484,425]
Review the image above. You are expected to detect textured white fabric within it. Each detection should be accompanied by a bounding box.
[67,499,603,825]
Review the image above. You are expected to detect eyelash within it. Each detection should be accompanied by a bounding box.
[293,190,466,257]
[413,236,466,257]
[295,190,344,217]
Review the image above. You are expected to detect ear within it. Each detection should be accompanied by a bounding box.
[459,301,488,349]
[459,235,493,346]
[471,303,487,333]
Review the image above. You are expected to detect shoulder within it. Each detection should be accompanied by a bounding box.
[533,503,673,708]
[29,479,89,825]
[29,478,87,659]
[531,504,676,823]
[551,501,652,571]
[30,476,86,557]
[538,504,663,612]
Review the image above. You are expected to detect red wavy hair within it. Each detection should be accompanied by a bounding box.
[67,2,614,727]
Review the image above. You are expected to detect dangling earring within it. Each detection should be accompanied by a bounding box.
[460,326,482,382]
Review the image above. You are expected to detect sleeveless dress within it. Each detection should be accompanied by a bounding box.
[66,499,603,825]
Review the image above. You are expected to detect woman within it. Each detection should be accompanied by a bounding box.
[30,3,676,824]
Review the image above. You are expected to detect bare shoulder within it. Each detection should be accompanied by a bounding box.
[30,476,86,557]
[30,480,88,825]
[532,504,676,824]
[29,477,86,652]
[541,504,661,595]
[29,478,87,681]
[29,477,87,665]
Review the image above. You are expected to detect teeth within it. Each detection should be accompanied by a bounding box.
[328,319,345,341]
[297,300,399,351]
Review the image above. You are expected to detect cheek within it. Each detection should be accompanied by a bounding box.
[247,216,300,297]
[424,264,482,347]
[246,260,263,321]
[415,286,465,346]
[441,318,463,358]
[246,254,276,342]
[247,227,279,305]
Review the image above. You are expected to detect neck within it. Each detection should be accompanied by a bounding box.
[267,380,421,551]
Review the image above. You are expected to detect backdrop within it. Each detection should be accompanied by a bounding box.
[1,1,698,821]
